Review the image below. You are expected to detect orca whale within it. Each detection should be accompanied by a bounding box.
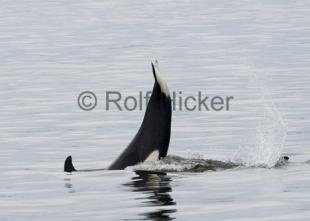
[64,61,172,172]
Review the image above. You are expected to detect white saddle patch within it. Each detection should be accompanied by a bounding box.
[144,150,160,163]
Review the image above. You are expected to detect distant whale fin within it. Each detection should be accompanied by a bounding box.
[108,61,172,170]
[64,156,77,172]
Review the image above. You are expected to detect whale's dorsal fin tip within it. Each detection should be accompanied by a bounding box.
[151,60,170,97]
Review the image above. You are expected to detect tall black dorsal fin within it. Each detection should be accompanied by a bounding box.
[108,61,172,170]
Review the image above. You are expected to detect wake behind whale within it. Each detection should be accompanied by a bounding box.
[129,155,289,173]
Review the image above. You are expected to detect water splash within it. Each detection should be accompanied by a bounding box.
[233,74,288,168]
[128,155,239,173]
[127,153,289,173]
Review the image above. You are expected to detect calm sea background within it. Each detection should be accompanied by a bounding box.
[0,0,310,220]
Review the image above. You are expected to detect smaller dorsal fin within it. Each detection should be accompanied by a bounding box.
[64,156,76,172]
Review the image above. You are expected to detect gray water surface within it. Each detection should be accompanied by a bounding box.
[0,0,310,220]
